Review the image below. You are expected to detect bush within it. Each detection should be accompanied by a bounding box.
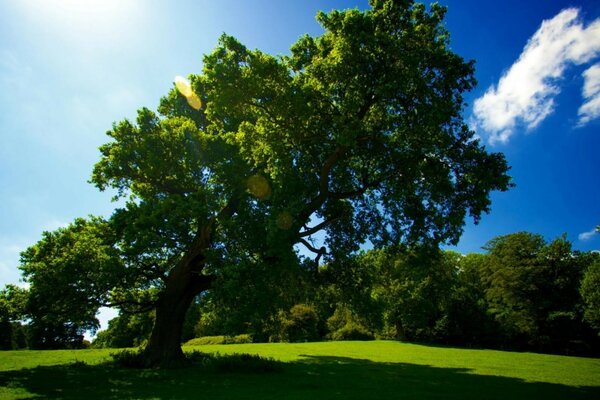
[183,334,253,346]
[330,322,375,341]
[188,352,283,373]
[110,349,147,368]
[281,304,320,342]
[326,307,374,341]
[110,349,278,370]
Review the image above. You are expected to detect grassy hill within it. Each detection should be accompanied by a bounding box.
[1,341,599,399]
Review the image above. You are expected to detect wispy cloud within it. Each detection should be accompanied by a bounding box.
[577,63,600,126]
[578,227,598,241]
[472,8,600,144]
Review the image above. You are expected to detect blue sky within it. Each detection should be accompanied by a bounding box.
[1,0,599,299]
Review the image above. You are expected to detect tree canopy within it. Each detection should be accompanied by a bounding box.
[18,0,511,367]
[0,285,28,350]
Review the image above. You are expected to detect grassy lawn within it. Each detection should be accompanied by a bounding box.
[0,341,599,399]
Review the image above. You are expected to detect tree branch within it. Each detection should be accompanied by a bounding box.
[319,145,349,195]
[298,145,349,224]
[295,94,377,234]
[100,299,158,314]
[329,177,383,200]
[298,217,341,237]
[298,238,327,256]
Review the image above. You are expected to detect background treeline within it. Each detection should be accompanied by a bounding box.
[2,231,600,356]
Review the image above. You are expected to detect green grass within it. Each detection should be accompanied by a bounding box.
[1,341,599,399]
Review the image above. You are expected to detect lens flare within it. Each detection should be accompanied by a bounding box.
[175,76,203,111]
[247,175,271,200]
[174,76,193,97]
[276,211,294,230]
[186,92,202,110]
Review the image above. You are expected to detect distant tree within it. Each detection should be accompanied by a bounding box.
[319,255,384,334]
[181,299,202,343]
[482,233,590,351]
[445,253,500,346]
[366,246,457,341]
[93,312,154,349]
[19,218,125,349]
[581,259,600,334]
[193,257,315,342]
[0,285,28,350]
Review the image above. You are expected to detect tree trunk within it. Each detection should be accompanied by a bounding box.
[142,261,212,368]
[395,319,407,341]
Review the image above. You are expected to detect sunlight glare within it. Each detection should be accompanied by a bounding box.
[186,93,202,110]
[175,76,194,98]
[15,0,142,47]
[175,76,202,110]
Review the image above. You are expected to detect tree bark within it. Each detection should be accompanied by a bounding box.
[141,197,237,368]
[141,262,213,368]
[395,319,407,341]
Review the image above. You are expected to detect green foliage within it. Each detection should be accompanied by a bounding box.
[330,322,375,341]
[481,233,592,351]
[183,334,253,346]
[92,312,154,349]
[110,348,149,368]
[280,304,320,343]
[194,259,316,342]
[0,285,28,350]
[188,352,283,374]
[110,347,280,373]
[182,302,202,343]
[17,0,512,365]
[320,257,384,333]
[445,253,499,346]
[18,218,125,349]
[581,259,600,333]
[362,246,457,341]
[326,307,374,341]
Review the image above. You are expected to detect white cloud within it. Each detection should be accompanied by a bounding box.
[577,63,600,126]
[473,8,600,144]
[578,228,598,241]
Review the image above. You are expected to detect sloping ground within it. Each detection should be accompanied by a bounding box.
[0,341,598,399]
[187,341,600,387]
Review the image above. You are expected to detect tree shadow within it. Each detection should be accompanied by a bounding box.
[0,355,598,399]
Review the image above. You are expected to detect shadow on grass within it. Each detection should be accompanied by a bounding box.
[0,354,598,400]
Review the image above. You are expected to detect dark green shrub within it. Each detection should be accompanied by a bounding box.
[330,322,375,341]
[110,349,147,368]
[281,304,320,342]
[326,307,374,341]
[207,353,283,373]
[183,334,253,346]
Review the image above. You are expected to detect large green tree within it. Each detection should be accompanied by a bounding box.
[22,1,511,366]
